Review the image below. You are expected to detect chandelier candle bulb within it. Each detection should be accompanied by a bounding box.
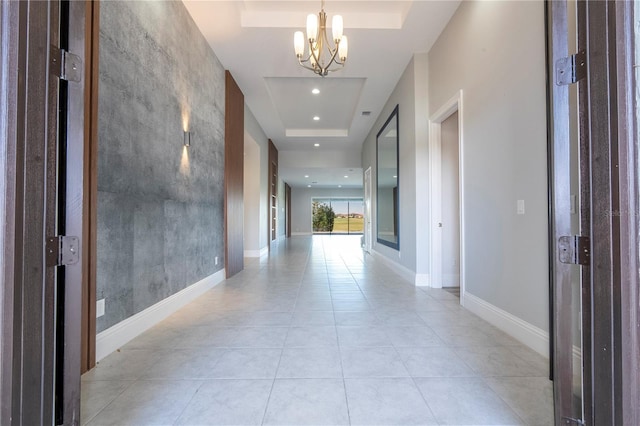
[307,14,318,42]
[339,36,348,61]
[332,15,343,42]
[294,31,305,56]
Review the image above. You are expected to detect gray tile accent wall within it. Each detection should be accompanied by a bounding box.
[97,1,225,332]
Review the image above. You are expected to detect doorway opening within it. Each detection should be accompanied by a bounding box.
[429,90,465,304]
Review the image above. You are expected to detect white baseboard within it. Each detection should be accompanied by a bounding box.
[244,246,268,258]
[415,273,430,287]
[96,269,225,361]
[292,232,312,236]
[370,250,433,288]
[371,249,415,285]
[463,291,550,358]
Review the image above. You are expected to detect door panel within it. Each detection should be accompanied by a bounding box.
[547,1,585,423]
[1,1,85,423]
[549,1,640,424]
[60,1,86,423]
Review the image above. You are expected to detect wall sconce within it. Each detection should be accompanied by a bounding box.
[183,131,191,147]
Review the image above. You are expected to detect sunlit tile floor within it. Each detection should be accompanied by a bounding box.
[82,235,553,425]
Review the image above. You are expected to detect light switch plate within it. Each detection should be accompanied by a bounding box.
[517,200,525,215]
[96,299,105,318]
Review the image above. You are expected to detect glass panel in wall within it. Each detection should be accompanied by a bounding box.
[311,198,364,235]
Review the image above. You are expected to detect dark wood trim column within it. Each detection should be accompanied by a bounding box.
[224,71,244,277]
[268,140,278,248]
[285,183,291,238]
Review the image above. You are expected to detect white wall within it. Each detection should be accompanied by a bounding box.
[428,1,549,330]
[362,56,423,276]
[359,1,549,344]
[291,187,364,234]
[243,133,261,255]
[279,149,362,169]
[441,111,460,287]
[244,105,269,255]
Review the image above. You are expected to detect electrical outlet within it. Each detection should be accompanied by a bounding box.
[96,299,105,318]
[215,256,219,265]
[517,199,525,215]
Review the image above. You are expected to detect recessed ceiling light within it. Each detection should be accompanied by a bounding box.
[338,185,342,188]
[313,116,320,121]
[393,175,397,178]
[312,88,320,95]
[307,184,312,188]
[304,175,309,178]
[344,175,349,178]
[314,143,320,147]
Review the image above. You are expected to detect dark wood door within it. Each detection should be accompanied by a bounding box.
[0,1,85,424]
[224,71,245,277]
[268,140,278,245]
[548,1,639,425]
[285,183,292,238]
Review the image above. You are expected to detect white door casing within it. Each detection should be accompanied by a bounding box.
[429,90,465,304]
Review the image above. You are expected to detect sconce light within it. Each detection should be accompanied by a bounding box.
[183,131,191,147]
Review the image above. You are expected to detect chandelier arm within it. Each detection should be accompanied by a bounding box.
[308,41,322,69]
[297,56,322,74]
[324,45,341,69]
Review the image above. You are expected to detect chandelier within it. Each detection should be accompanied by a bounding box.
[294,0,348,77]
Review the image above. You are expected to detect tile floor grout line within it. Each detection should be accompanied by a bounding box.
[171,380,207,426]
[82,236,553,425]
[80,379,136,426]
[260,237,312,426]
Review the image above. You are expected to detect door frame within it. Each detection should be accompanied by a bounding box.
[0,0,85,423]
[548,1,640,424]
[428,90,465,303]
[364,167,372,253]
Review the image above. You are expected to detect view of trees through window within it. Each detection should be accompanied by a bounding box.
[312,198,364,234]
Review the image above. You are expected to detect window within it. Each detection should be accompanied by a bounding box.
[311,198,364,235]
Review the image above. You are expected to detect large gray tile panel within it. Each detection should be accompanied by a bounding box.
[486,377,554,426]
[85,380,201,426]
[263,379,350,425]
[132,200,167,314]
[97,0,225,334]
[96,193,134,332]
[176,379,273,426]
[345,378,437,425]
[415,377,524,425]
[81,380,133,426]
